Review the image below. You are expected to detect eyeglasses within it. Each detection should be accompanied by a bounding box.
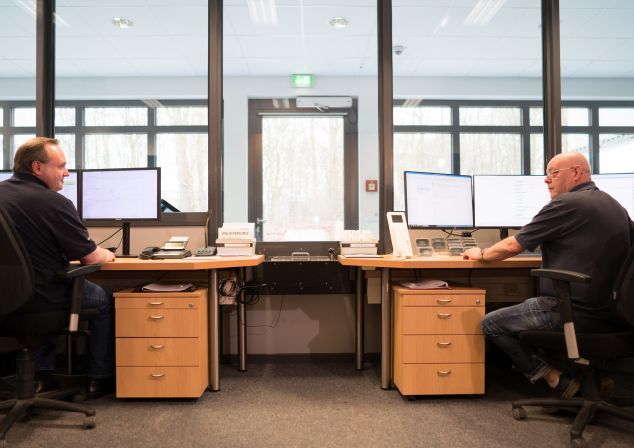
[545,166,576,179]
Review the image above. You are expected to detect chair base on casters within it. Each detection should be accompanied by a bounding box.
[0,349,96,447]
[511,370,634,448]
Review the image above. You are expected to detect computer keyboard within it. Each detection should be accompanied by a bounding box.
[415,237,478,256]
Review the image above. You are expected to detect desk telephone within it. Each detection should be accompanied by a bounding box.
[139,237,192,259]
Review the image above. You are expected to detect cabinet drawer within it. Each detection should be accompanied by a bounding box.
[115,296,203,310]
[402,307,484,335]
[402,335,484,363]
[401,294,484,307]
[116,367,207,398]
[116,309,199,337]
[396,363,484,396]
[116,338,200,366]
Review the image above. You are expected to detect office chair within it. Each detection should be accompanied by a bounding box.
[511,248,634,448]
[0,207,101,447]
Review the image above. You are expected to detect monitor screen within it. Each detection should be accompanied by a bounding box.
[473,175,551,228]
[0,170,78,209]
[593,173,634,218]
[81,168,160,220]
[405,171,474,228]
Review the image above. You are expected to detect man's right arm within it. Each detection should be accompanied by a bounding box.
[80,247,115,265]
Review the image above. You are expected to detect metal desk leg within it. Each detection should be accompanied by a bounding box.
[355,266,364,371]
[380,267,392,390]
[209,269,220,391]
[238,267,247,372]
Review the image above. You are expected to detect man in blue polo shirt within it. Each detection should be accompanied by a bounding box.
[463,152,633,396]
[0,137,115,398]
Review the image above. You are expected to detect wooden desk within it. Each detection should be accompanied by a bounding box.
[338,255,541,389]
[101,255,264,391]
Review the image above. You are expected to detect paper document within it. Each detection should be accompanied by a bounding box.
[399,279,450,290]
[342,254,383,258]
[141,282,195,292]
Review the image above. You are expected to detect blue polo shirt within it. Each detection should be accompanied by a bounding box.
[515,181,634,325]
[0,173,96,313]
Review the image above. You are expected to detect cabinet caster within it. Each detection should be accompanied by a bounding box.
[83,415,96,429]
[571,436,585,448]
[512,406,527,420]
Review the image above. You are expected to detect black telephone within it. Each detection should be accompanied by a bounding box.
[139,246,160,259]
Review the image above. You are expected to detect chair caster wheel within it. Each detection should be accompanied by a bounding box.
[571,436,585,448]
[83,415,96,429]
[512,407,527,420]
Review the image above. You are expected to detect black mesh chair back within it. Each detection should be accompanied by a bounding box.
[0,207,34,316]
[612,244,634,328]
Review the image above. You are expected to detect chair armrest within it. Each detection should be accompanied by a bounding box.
[530,268,592,360]
[531,268,591,284]
[56,263,102,279]
[55,264,102,332]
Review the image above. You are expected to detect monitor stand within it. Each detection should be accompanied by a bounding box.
[121,222,131,256]
[499,228,509,240]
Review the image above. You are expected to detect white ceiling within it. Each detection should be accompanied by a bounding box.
[0,0,633,78]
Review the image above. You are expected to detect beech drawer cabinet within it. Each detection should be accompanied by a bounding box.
[393,286,486,396]
[114,288,208,398]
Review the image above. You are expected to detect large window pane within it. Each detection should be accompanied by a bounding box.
[156,133,208,212]
[84,107,147,126]
[262,117,344,241]
[56,134,76,169]
[530,133,591,174]
[393,133,451,211]
[156,107,207,126]
[599,108,634,127]
[460,107,521,126]
[84,134,147,168]
[393,106,451,126]
[600,134,634,173]
[460,134,521,175]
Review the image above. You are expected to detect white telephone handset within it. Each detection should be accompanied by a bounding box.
[387,212,413,258]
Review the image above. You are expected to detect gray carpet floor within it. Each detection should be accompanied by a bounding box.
[3,359,634,448]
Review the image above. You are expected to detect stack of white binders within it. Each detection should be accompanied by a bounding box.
[216,223,256,256]
[340,229,378,256]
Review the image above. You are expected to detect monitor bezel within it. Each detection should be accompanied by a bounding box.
[404,170,475,230]
[80,167,161,221]
[472,174,550,229]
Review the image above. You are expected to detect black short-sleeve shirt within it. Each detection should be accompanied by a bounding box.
[515,181,633,322]
[0,173,96,313]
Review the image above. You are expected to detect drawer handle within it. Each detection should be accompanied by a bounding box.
[149,301,164,306]
[437,313,452,319]
[436,299,452,304]
[149,345,165,350]
[436,341,452,348]
[437,370,452,376]
[149,315,164,320]
[150,373,166,378]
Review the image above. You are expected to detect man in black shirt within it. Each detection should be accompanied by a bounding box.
[0,137,115,398]
[463,152,633,396]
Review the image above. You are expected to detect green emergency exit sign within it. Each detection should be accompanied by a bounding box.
[291,74,314,88]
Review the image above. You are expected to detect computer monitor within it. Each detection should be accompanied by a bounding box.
[81,168,161,255]
[0,170,78,209]
[404,171,474,229]
[593,173,634,218]
[473,175,550,229]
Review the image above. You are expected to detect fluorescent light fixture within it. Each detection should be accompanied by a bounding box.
[13,0,69,27]
[464,0,506,26]
[112,17,134,28]
[248,0,278,26]
[328,17,349,28]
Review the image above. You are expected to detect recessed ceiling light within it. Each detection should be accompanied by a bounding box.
[329,17,349,29]
[112,17,134,29]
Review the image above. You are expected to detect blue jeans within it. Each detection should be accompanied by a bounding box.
[482,296,561,383]
[36,280,115,379]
